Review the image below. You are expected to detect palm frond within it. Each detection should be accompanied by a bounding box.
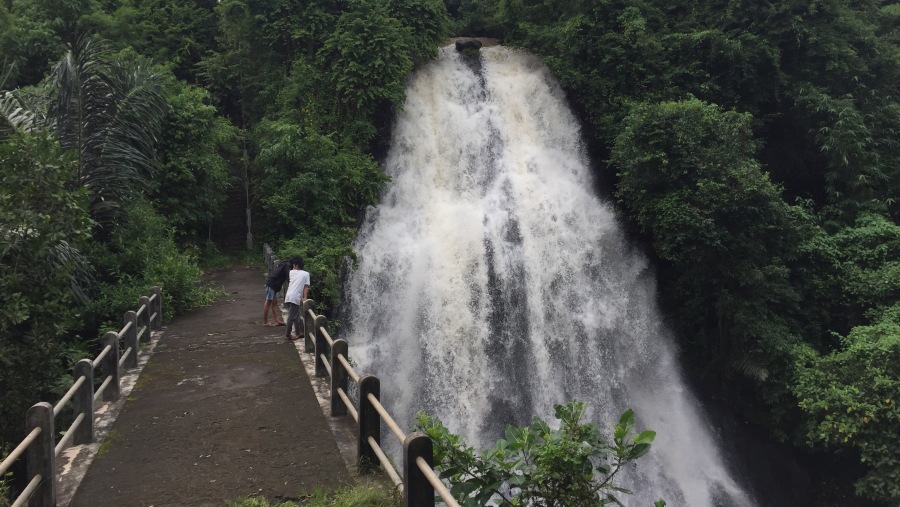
[46,240,95,305]
[0,59,14,90]
[50,34,113,155]
[0,87,55,136]
[3,34,167,222]
[728,356,769,383]
[47,34,167,220]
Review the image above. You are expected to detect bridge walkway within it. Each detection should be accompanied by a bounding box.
[67,264,349,507]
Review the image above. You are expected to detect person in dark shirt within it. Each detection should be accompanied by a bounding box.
[263,259,290,326]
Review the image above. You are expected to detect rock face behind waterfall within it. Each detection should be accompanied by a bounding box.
[454,38,482,52]
[446,37,498,50]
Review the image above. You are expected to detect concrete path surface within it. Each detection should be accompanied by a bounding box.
[67,265,349,507]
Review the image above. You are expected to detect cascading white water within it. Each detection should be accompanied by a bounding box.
[345,45,755,506]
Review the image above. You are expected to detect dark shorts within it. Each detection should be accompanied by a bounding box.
[264,284,277,301]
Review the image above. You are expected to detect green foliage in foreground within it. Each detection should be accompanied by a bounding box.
[228,484,399,507]
[417,402,664,507]
[0,478,9,507]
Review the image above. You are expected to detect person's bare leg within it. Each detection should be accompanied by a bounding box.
[263,300,273,326]
[271,300,285,325]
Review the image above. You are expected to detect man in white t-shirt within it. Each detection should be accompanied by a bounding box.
[284,257,310,340]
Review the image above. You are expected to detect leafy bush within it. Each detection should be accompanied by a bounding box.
[385,0,450,66]
[612,99,806,395]
[277,229,357,317]
[317,1,413,115]
[87,199,220,330]
[0,476,9,507]
[255,120,386,237]
[794,304,900,503]
[832,213,900,321]
[150,77,237,245]
[417,401,664,506]
[253,118,387,315]
[0,130,92,449]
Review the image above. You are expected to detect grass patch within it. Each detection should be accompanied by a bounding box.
[96,429,122,458]
[231,247,265,267]
[134,368,157,389]
[198,247,235,271]
[228,484,400,507]
[196,284,228,309]
[0,475,10,507]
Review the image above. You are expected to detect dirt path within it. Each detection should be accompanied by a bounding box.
[68,265,349,507]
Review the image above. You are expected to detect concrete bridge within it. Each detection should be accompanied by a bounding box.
[3,251,459,507]
[60,264,351,506]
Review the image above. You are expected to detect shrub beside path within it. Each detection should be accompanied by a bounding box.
[67,265,349,507]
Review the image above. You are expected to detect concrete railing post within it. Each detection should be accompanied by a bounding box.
[72,359,94,445]
[151,287,162,330]
[25,402,56,507]
[123,311,139,369]
[358,375,380,472]
[314,315,328,377]
[270,258,280,304]
[101,331,120,402]
[138,295,152,342]
[404,432,435,507]
[264,244,275,271]
[331,340,348,417]
[302,300,316,353]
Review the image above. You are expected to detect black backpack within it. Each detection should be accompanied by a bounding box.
[266,260,290,290]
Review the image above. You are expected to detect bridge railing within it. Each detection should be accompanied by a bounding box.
[263,243,278,274]
[304,300,457,507]
[264,244,458,507]
[0,287,163,507]
[303,299,459,507]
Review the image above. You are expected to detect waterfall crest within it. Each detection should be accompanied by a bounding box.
[345,46,754,506]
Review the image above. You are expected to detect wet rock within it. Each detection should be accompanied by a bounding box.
[455,38,483,52]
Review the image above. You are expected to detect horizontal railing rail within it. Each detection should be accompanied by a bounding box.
[264,244,460,507]
[0,287,163,507]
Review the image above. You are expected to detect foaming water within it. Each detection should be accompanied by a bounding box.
[344,46,754,506]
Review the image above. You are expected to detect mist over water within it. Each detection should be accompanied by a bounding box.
[345,46,754,506]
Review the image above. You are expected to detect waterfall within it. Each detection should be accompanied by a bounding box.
[345,46,754,506]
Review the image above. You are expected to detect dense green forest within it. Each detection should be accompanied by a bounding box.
[1,0,898,504]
